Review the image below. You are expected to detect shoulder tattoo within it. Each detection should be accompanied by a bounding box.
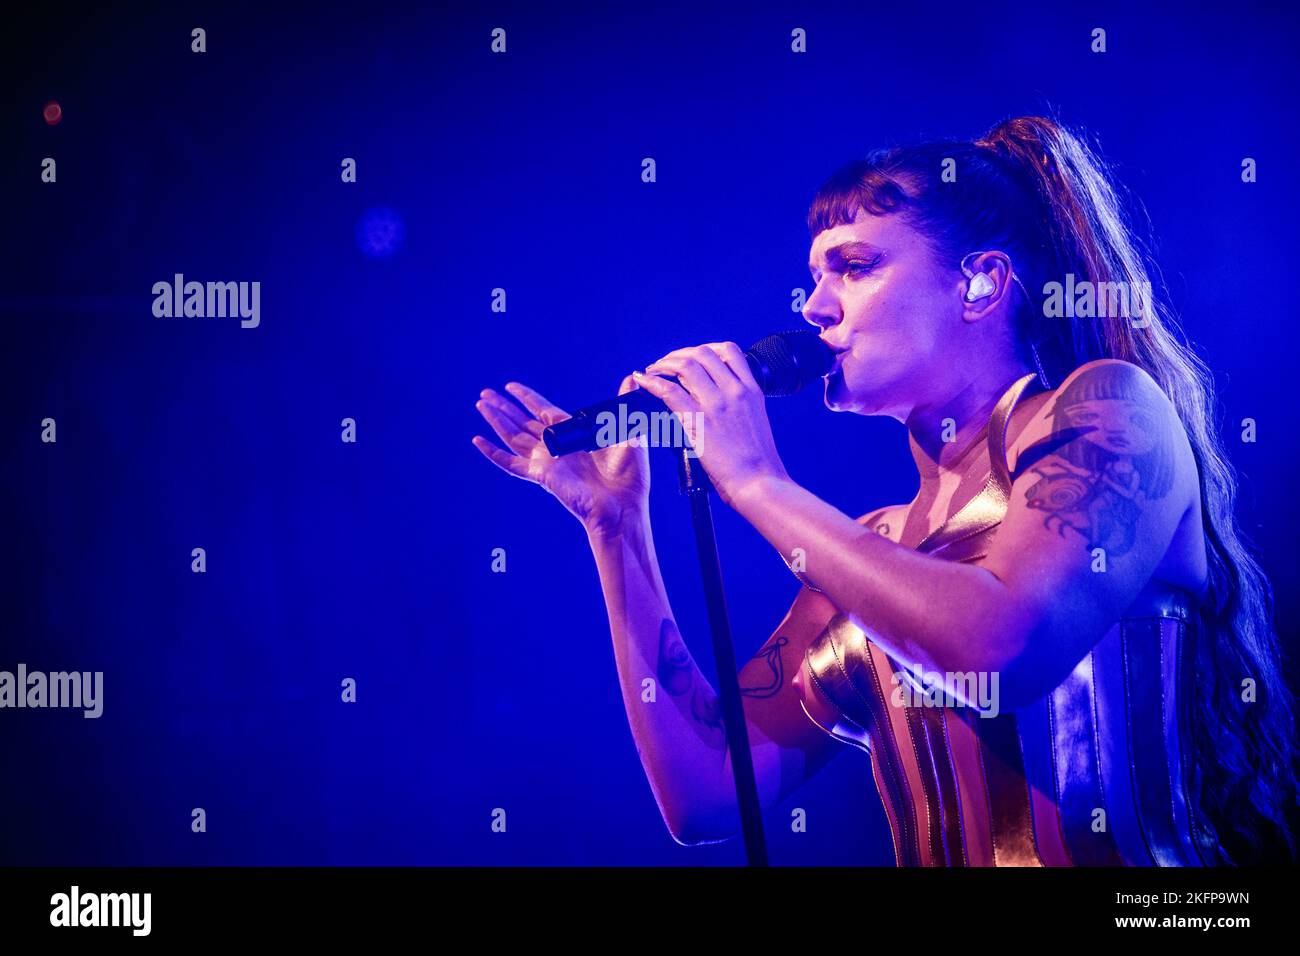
[1015,362,1177,558]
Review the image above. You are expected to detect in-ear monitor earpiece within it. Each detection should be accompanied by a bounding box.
[965,272,996,301]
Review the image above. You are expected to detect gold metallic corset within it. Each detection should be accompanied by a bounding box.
[795,373,1211,866]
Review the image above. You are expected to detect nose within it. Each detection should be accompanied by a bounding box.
[801,279,842,332]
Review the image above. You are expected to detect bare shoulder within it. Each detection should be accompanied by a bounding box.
[1006,359,1196,504]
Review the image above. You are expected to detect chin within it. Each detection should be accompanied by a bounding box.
[823,369,857,412]
[822,371,843,409]
[825,370,889,417]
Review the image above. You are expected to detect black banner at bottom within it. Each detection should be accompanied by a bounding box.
[0,866,1285,941]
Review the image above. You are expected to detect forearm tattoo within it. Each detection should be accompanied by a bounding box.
[655,621,790,753]
[1019,363,1175,558]
[657,618,726,751]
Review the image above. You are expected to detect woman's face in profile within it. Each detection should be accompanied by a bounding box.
[803,205,962,420]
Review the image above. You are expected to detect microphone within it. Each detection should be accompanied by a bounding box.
[541,329,834,456]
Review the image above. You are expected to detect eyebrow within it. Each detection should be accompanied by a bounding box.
[809,241,881,274]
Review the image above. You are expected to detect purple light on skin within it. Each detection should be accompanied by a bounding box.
[356,206,405,260]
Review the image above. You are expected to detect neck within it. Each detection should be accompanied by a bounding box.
[905,361,1033,487]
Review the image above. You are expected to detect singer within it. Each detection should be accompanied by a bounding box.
[471,116,1296,865]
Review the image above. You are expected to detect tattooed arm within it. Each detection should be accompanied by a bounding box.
[980,358,1201,698]
[729,359,1201,711]
[586,510,867,845]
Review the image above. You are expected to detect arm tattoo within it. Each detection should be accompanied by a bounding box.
[739,636,789,699]
[657,618,726,751]
[655,622,790,755]
[1019,363,1176,558]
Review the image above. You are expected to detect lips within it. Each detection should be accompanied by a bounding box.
[825,349,849,377]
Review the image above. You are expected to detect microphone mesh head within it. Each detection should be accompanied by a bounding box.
[747,329,835,396]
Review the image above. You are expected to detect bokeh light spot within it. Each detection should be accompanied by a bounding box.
[355,206,406,260]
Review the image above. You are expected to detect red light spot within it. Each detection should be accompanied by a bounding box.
[43,101,62,125]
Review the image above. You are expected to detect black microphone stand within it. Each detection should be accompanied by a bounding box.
[675,443,769,867]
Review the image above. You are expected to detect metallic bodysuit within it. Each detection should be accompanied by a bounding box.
[791,372,1213,865]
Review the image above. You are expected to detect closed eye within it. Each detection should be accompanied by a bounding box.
[811,256,880,283]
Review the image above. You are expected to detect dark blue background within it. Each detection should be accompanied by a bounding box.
[2,0,1296,864]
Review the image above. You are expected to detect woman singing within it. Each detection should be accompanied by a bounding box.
[471,116,1296,865]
